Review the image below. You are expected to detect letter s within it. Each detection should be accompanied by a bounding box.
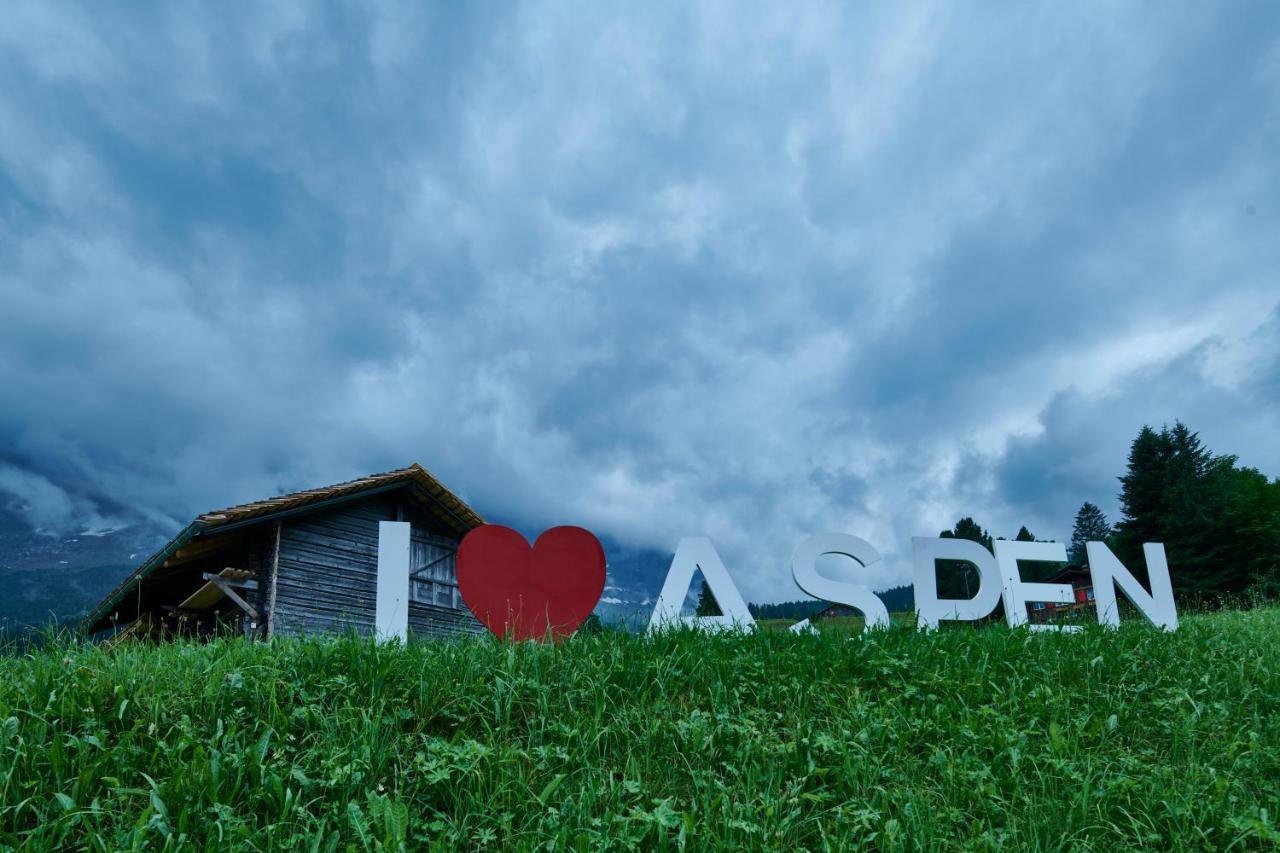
[791,533,889,632]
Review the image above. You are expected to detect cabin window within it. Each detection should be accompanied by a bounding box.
[409,540,460,608]
[1085,586,1095,601]
[1032,601,1047,610]
[410,578,461,607]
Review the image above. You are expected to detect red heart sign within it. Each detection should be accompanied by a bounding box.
[456,525,606,641]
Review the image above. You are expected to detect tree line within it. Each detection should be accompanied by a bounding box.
[940,421,1280,604]
[745,585,914,620]
[741,421,1279,618]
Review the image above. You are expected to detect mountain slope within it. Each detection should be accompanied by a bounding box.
[0,506,169,629]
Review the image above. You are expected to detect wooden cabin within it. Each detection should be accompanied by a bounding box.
[1029,565,1096,623]
[812,603,862,620]
[84,464,487,642]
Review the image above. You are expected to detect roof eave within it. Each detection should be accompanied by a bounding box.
[81,520,206,633]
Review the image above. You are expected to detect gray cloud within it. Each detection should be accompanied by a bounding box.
[1,2,1278,599]
[996,306,1280,542]
[0,462,128,536]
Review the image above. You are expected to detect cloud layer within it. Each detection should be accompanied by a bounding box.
[2,3,1278,598]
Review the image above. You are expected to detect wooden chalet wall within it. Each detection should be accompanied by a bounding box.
[144,526,276,638]
[213,527,276,635]
[269,492,484,639]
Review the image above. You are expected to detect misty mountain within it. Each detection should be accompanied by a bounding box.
[0,505,171,630]
[594,537,674,628]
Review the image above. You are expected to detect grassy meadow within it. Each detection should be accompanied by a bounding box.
[2,609,1280,850]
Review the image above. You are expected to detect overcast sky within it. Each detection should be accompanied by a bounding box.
[1,3,1278,600]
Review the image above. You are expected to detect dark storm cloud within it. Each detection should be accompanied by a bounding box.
[996,307,1280,542]
[1,2,1278,598]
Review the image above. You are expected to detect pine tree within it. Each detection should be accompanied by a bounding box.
[1113,420,1278,598]
[694,579,721,616]
[1068,502,1112,565]
[1010,525,1062,581]
[1116,425,1168,553]
[936,517,994,601]
[946,517,994,551]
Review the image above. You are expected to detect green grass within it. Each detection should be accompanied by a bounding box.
[2,610,1280,850]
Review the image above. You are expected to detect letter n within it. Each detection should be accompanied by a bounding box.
[1086,542,1178,631]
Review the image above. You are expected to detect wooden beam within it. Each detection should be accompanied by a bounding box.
[201,572,258,590]
[178,568,255,611]
[409,549,456,580]
[165,529,250,566]
[210,577,259,620]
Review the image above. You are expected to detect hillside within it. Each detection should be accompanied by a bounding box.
[0,507,170,631]
[2,610,1278,848]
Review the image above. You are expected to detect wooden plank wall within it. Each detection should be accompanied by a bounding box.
[408,532,485,639]
[271,493,484,639]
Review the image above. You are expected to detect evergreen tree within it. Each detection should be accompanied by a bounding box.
[1008,525,1062,581]
[936,517,994,601]
[1068,502,1112,565]
[945,517,994,550]
[1116,425,1169,554]
[1114,421,1280,598]
[747,599,825,620]
[694,579,721,616]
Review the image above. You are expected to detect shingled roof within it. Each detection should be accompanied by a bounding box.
[85,463,484,631]
[194,463,484,531]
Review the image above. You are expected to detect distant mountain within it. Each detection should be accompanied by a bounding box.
[594,537,673,628]
[0,506,170,631]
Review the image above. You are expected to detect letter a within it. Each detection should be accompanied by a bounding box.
[647,538,755,633]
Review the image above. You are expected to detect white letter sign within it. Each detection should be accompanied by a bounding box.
[912,537,1003,630]
[994,540,1074,631]
[375,521,411,642]
[643,534,1179,639]
[1087,541,1178,631]
[648,537,755,633]
[790,533,889,632]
